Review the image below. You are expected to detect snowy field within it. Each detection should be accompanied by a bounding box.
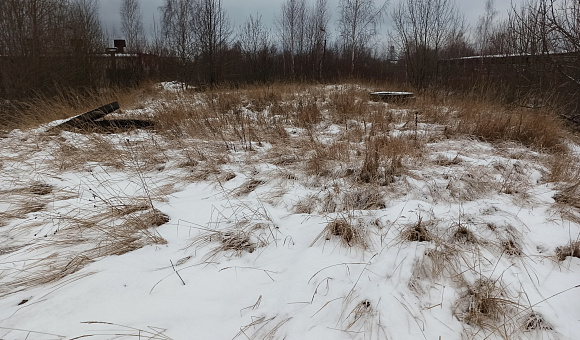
[0,84,579,339]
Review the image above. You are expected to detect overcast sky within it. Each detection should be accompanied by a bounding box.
[99,0,522,42]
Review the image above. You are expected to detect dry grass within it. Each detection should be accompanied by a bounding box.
[523,312,553,331]
[501,239,523,256]
[189,222,275,261]
[343,299,376,332]
[28,182,53,195]
[553,181,580,209]
[296,98,322,127]
[357,115,421,184]
[451,224,478,244]
[420,96,570,152]
[402,217,433,243]
[408,247,460,295]
[0,86,145,130]
[153,83,317,149]
[328,85,372,123]
[1,81,578,339]
[294,186,386,214]
[235,179,266,196]
[454,279,520,332]
[234,315,292,340]
[220,231,256,253]
[548,152,580,183]
[187,201,278,261]
[311,219,367,249]
[555,241,580,261]
[423,96,570,165]
[0,204,168,298]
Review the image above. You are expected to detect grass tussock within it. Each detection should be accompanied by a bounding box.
[296,99,322,127]
[218,231,256,254]
[523,312,553,331]
[555,241,580,261]
[28,182,53,195]
[188,202,278,261]
[403,217,433,242]
[189,221,276,261]
[451,224,478,244]
[409,248,459,295]
[190,229,256,259]
[311,219,367,249]
[235,179,266,196]
[359,134,419,185]
[454,279,519,331]
[294,186,386,214]
[548,152,580,183]
[501,239,523,256]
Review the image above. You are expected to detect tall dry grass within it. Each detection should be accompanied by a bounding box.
[419,95,569,152]
[0,85,148,130]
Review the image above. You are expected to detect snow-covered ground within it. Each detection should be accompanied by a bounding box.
[0,84,579,340]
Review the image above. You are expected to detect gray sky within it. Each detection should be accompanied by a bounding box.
[99,0,521,42]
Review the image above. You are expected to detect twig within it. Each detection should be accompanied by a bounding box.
[170,260,186,285]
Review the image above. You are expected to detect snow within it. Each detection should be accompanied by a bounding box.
[0,85,579,340]
[158,81,195,92]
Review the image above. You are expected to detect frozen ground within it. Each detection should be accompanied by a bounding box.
[0,84,578,340]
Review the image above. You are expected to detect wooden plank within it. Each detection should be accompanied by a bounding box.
[57,102,120,129]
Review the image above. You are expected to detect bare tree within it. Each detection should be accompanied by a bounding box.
[338,0,388,77]
[239,13,271,81]
[68,0,104,52]
[306,0,330,79]
[504,1,550,55]
[391,0,465,89]
[278,0,307,79]
[0,0,62,57]
[150,13,167,56]
[0,0,106,97]
[194,0,231,85]
[537,0,579,85]
[0,0,69,97]
[120,0,146,53]
[475,0,498,55]
[508,0,579,114]
[239,14,269,58]
[67,0,105,85]
[548,0,579,53]
[160,0,197,84]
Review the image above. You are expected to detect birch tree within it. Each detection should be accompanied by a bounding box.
[338,0,388,77]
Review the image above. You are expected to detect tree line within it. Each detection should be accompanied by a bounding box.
[0,0,578,101]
